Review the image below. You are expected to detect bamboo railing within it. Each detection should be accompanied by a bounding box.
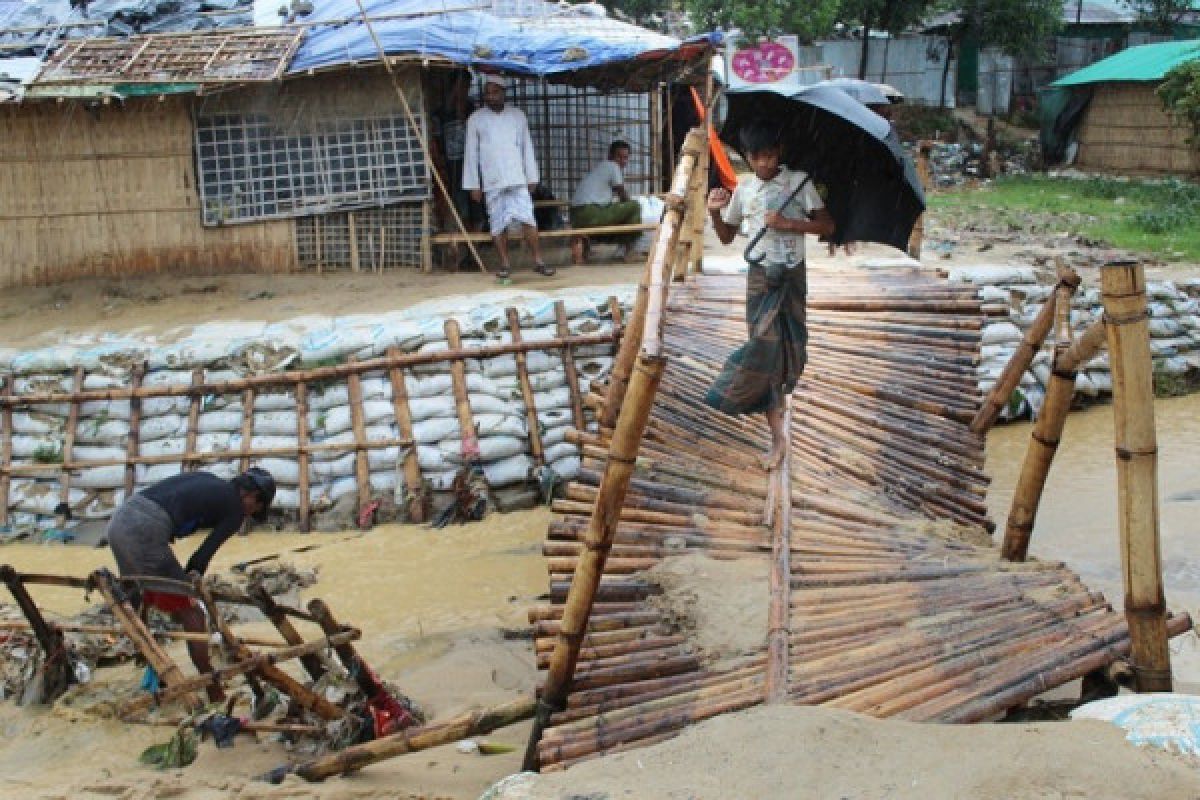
[0,303,621,528]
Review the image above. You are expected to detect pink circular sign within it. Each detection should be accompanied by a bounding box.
[731,42,795,84]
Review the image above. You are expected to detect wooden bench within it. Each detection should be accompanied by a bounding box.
[429,221,657,246]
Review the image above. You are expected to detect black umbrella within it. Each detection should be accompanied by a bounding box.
[720,83,924,250]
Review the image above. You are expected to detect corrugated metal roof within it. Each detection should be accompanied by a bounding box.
[1051,38,1200,86]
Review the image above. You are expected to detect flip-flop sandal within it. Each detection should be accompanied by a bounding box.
[496,266,512,282]
[533,262,556,277]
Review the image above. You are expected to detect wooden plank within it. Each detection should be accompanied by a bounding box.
[296,381,311,532]
[124,363,144,498]
[345,357,373,516]
[239,387,256,473]
[506,307,544,466]
[555,300,586,431]
[183,368,204,472]
[58,367,85,511]
[386,350,426,523]
[430,222,657,245]
[0,373,12,526]
[444,320,478,463]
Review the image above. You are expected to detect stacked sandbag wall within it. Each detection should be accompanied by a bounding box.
[954,266,1200,422]
[0,288,632,531]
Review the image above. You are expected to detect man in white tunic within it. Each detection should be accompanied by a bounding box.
[463,74,553,278]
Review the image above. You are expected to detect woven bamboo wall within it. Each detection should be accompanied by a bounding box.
[0,98,294,288]
[1076,82,1200,175]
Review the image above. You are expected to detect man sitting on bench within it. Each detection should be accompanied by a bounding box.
[569,140,643,265]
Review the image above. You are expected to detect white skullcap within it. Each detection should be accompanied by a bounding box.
[483,74,508,89]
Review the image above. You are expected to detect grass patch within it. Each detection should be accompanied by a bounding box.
[929,175,1200,261]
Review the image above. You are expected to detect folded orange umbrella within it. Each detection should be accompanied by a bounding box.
[690,86,738,191]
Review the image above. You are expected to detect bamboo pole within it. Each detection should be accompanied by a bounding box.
[970,291,1059,434]
[238,388,256,473]
[1,331,621,407]
[445,319,479,463]
[906,141,931,260]
[1,374,12,526]
[349,212,360,272]
[506,307,544,466]
[345,357,373,517]
[124,363,144,498]
[0,619,283,648]
[555,300,586,430]
[766,396,792,704]
[523,354,666,771]
[271,695,535,783]
[251,586,326,681]
[687,124,709,277]
[0,564,72,702]
[387,350,426,523]
[183,368,204,472]
[1101,259,1171,692]
[57,367,84,512]
[295,381,311,531]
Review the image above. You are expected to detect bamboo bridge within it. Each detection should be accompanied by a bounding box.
[523,130,1192,770]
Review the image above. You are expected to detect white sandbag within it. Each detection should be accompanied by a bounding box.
[10,434,62,459]
[543,442,578,464]
[439,434,524,465]
[469,393,517,416]
[482,453,533,487]
[309,386,350,412]
[14,374,71,394]
[142,396,191,417]
[407,395,459,423]
[425,469,460,492]
[528,371,567,392]
[1088,370,1113,393]
[415,445,449,471]
[978,286,1011,304]
[473,414,527,438]
[981,322,1023,345]
[310,401,393,436]
[313,453,355,479]
[947,265,1037,285]
[369,471,397,493]
[8,479,85,515]
[329,475,358,500]
[10,346,81,375]
[140,439,187,458]
[252,458,301,485]
[73,465,127,490]
[76,489,123,519]
[76,418,130,443]
[1074,372,1098,397]
[577,357,614,379]
[252,410,301,436]
[299,325,380,365]
[367,446,401,471]
[253,392,297,411]
[79,399,132,421]
[12,411,64,435]
[533,387,572,410]
[1158,356,1191,375]
[1150,340,1180,357]
[140,415,187,441]
[1148,317,1184,338]
[198,410,244,434]
[541,426,571,448]
[549,454,581,482]
[1071,694,1200,758]
[538,408,574,428]
[193,432,238,453]
[72,445,128,463]
[142,369,194,387]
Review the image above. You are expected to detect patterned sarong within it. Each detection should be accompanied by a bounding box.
[485,185,536,236]
[704,261,808,415]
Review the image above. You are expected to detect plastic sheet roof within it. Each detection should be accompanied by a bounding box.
[1051,38,1200,86]
[287,0,713,83]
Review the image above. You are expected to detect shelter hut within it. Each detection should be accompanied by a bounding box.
[1041,38,1200,174]
[0,0,715,287]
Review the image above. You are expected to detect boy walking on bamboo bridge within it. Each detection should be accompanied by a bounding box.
[704,118,834,469]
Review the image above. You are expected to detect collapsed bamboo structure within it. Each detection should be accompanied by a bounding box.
[524,134,1191,768]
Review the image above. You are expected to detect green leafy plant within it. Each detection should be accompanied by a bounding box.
[32,444,63,464]
[1157,58,1200,149]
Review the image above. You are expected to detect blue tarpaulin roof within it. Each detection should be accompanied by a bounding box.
[287,0,710,79]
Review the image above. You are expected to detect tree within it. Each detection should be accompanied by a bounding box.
[683,0,841,41]
[1124,0,1194,32]
[950,0,1065,59]
[1158,59,1200,147]
[607,0,673,29]
[838,0,937,78]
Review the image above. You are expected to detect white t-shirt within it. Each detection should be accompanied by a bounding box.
[722,167,823,265]
[572,160,624,207]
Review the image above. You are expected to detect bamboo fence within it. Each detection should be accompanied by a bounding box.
[526,261,1194,770]
[0,305,621,529]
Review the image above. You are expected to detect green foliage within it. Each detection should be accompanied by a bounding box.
[1157,59,1200,149]
[948,0,1064,58]
[892,105,959,140]
[685,0,841,41]
[32,444,63,464]
[1125,0,1195,32]
[139,728,198,769]
[607,0,672,28]
[929,175,1200,261]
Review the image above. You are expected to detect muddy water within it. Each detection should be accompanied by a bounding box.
[985,394,1200,611]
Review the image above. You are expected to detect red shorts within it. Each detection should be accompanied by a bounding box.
[142,590,195,614]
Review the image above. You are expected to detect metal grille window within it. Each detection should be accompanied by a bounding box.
[506,80,659,205]
[195,98,428,226]
[295,204,425,272]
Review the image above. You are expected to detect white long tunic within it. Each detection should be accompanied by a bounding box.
[462,105,540,192]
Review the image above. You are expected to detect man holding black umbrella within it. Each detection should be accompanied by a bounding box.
[704,118,835,470]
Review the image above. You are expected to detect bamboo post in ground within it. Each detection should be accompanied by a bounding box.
[555,301,586,430]
[523,353,667,771]
[766,396,792,703]
[0,374,10,526]
[907,141,932,260]
[1101,259,1171,692]
[387,350,426,523]
[601,129,702,427]
[270,695,535,783]
[239,388,256,473]
[183,369,204,472]
[506,307,545,466]
[308,598,391,705]
[296,381,311,531]
[124,364,144,498]
[58,367,84,511]
[89,568,202,711]
[1002,322,1102,564]
[345,357,373,517]
[445,319,479,463]
[970,289,1059,434]
[349,212,361,272]
[686,125,710,277]
[0,565,72,702]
